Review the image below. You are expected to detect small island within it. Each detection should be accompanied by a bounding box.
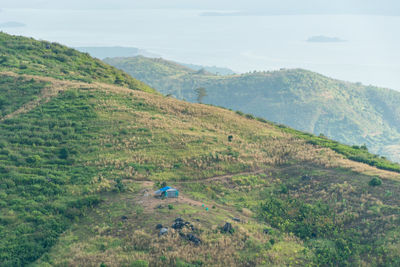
[307,35,346,43]
[0,21,26,28]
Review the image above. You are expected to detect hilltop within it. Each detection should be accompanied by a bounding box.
[0,33,155,93]
[105,56,235,77]
[105,56,400,162]
[75,47,159,59]
[0,33,400,266]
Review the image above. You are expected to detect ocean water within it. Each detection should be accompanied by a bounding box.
[1,8,400,90]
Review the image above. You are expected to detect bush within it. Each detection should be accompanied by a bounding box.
[119,128,128,135]
[245,113,255,120]
[130,260,149,267]
[176,259,203,267]
[59,147,69,159]
[369,177,382,187]
[26,155,41,164]
[115,178,125,192]
[256,117,268,123]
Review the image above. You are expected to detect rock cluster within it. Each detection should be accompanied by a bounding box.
[221,222,234,234]
[172,218,196,231]
[158,218,201,245]
[179,232,201,245]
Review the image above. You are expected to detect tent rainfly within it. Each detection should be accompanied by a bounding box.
[154,186,179,198]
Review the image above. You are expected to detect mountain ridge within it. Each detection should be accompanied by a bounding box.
[104,56,400,162]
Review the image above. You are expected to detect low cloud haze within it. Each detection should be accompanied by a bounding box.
[2,0,400,15]
[1,1,399,90]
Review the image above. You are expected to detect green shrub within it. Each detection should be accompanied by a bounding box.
[369,177,382,187]
[256,117,268,123]
[59,147,69,159]
[176,259,203,267]
[26,155,41,164]
[245,113,255,120]
[130,260,149,267]
[115,178,125,192]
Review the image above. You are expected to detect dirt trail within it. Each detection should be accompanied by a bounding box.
[135,180,206,211]
[0,72,87,121]
[0,71,140,122]
[134,169,264,213]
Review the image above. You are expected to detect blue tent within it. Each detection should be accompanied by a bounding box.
[154,186,179,198]
[159,186,171,192]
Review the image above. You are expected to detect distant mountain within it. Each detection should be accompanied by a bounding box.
[0,21,26,28]
[3,0,400,16]
[180,62,235,75]
[105,56,400,162]
[76,46,160,59]
[104,55,235,76]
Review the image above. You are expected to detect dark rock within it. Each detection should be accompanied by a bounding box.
[121,215,128,220]
[232,217,240,222]
[187,233,201,245]
[301,175,312,181]
[263,228,271,234]
[222,222,233,233]
[156,224,163,229]
[159,227,168,236]
[180,232,201,245]
[172,218,186,230]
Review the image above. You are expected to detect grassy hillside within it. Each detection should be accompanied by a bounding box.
[104,56,400,162]
[0,72,399,266]
[1,34,400,266]
[0,33,155,93]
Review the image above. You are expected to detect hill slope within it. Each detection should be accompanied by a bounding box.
[1,34,400,266]
[0,72,399,266]
[0,33,155,93]
[104,56,400,162]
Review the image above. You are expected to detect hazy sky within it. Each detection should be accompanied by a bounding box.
[1,1,399,90]
[1,0,400,15]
